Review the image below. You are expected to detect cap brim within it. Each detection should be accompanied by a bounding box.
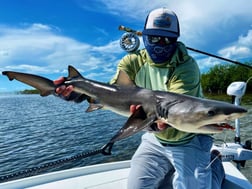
[142,29,179,38]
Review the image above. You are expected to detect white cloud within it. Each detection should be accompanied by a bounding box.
[5,64,49,73]
[218,46,251,59]
[0,23,124,81]
[218,30,252,59]
[194,29,252,72]
[239,30,252,46]
[1,0,252,83]
[195,29,252,72]
[197,57,222,73]
[78,0,252,68]
[109,1,250,44]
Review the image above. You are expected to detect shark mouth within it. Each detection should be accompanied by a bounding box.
[203,123,235,131]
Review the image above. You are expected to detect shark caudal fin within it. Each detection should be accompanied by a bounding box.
[2,71,55,96]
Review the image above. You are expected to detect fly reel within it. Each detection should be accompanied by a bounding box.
[118,25,142,53]
[119,32,140,52]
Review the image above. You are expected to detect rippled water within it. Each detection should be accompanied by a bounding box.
[0,95,251,182]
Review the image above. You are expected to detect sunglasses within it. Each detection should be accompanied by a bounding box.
[147,35,176,45]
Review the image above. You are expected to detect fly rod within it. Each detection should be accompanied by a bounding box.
[118,25,252,69]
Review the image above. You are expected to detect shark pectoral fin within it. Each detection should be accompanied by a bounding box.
[85,103,104,112]
[109,107,157,143]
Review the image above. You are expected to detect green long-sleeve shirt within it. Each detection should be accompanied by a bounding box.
[111,42,203,145]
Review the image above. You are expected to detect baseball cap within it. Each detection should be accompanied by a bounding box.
[142,8,180,38]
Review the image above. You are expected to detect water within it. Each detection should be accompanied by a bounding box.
[0,95,251,182]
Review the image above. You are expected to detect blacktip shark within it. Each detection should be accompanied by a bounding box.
[2,65,247,148]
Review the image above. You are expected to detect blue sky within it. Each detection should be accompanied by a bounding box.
[1,0,252,92]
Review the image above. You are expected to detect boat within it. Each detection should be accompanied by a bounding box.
[1,29,252,189]
[0,160,251,189]
[0,81,252,189]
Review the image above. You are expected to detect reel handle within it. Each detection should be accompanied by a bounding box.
[118,25,142,36]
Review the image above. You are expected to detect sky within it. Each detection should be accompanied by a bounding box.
[0,0,252,92]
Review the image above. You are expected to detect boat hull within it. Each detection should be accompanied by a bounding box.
[0,160,251,189]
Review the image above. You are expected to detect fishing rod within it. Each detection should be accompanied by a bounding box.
[118,25,252,69]
[186,47,252,70]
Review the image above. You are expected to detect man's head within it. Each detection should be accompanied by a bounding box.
[142,8,180,64]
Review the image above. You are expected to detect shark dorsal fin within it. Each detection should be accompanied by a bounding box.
[68,65,83,78]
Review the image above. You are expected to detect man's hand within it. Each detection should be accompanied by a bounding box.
[54,77,73,97]
[129,105,169,131]
[53,77,86,103]
[129,104,142,114]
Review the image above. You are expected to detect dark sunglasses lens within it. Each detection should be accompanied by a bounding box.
[148,36,171,44]
[151,36,160,43]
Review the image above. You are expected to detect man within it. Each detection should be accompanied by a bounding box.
[55,7,224,189]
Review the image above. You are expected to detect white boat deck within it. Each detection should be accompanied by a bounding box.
[1,160,251,189]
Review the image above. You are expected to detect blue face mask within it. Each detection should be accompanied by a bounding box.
[143,35,177,64]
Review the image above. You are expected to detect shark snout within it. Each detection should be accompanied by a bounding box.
[223,106,247,118]
[207,105,247,121]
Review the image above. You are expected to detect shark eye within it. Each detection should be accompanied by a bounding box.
[208,110,216,117]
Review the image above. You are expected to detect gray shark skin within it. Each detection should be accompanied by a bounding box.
[2,66,247,140]
[64,66,247,135]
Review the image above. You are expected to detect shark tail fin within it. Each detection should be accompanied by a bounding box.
[2,71,55,96]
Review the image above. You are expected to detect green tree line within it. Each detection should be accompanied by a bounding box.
[19,89,39,94]
[201,62,252,94]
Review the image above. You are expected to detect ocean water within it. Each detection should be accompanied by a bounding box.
[0,95,251,183]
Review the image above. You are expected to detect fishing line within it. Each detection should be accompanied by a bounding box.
[205,151,222,170]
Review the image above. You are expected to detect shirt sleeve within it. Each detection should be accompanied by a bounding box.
[110,52,143,84]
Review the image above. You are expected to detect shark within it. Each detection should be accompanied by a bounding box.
[2,65,247,154]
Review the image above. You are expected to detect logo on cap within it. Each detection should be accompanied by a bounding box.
[153,13,171,28]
